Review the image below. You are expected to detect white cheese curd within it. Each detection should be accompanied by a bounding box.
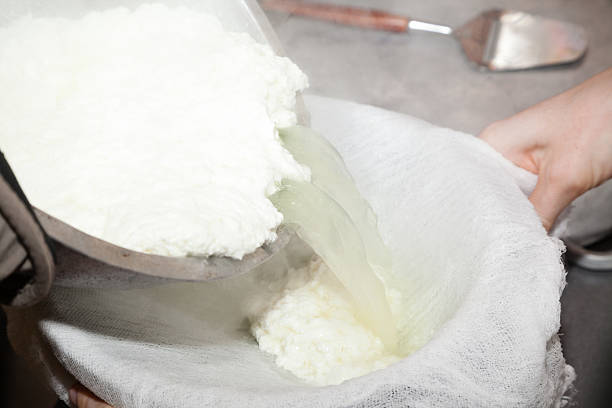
[250,258,401,385]
[0,3,309,258]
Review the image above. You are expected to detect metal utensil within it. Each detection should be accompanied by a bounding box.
[262,0,588,71]
[36,209,293,285]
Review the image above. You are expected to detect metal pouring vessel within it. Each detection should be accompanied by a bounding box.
[1,0,305,286]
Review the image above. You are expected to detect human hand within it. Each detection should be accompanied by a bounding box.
[480,68,612,230]
[69,383,113,408]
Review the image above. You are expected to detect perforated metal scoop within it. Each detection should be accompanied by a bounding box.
[262,1,588,71]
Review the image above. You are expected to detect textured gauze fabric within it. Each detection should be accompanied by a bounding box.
[12,95,612,408]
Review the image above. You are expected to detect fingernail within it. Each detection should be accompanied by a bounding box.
[69,388,77,406]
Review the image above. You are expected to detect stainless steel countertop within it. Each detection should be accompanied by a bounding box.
[265,1,612,406]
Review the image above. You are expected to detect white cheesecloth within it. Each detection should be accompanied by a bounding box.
[7,95,612,408]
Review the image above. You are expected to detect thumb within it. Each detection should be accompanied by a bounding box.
[528,174,579,231]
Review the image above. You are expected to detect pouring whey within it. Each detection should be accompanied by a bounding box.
[251,257,402,385]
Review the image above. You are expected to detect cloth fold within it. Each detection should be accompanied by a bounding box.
[9,95,612,408]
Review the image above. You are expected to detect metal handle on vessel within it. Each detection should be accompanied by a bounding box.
[0,152,55,306]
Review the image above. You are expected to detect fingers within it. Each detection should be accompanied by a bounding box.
[528,172,581,231]
[479,120,520,155]
[69,383,113,408]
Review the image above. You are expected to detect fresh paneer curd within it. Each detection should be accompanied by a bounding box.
[250,258,401,385]
[0,4,309,258]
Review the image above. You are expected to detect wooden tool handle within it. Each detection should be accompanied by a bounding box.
[261,0,410,33]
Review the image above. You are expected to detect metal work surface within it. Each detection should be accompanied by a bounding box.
[265,0,612,406]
